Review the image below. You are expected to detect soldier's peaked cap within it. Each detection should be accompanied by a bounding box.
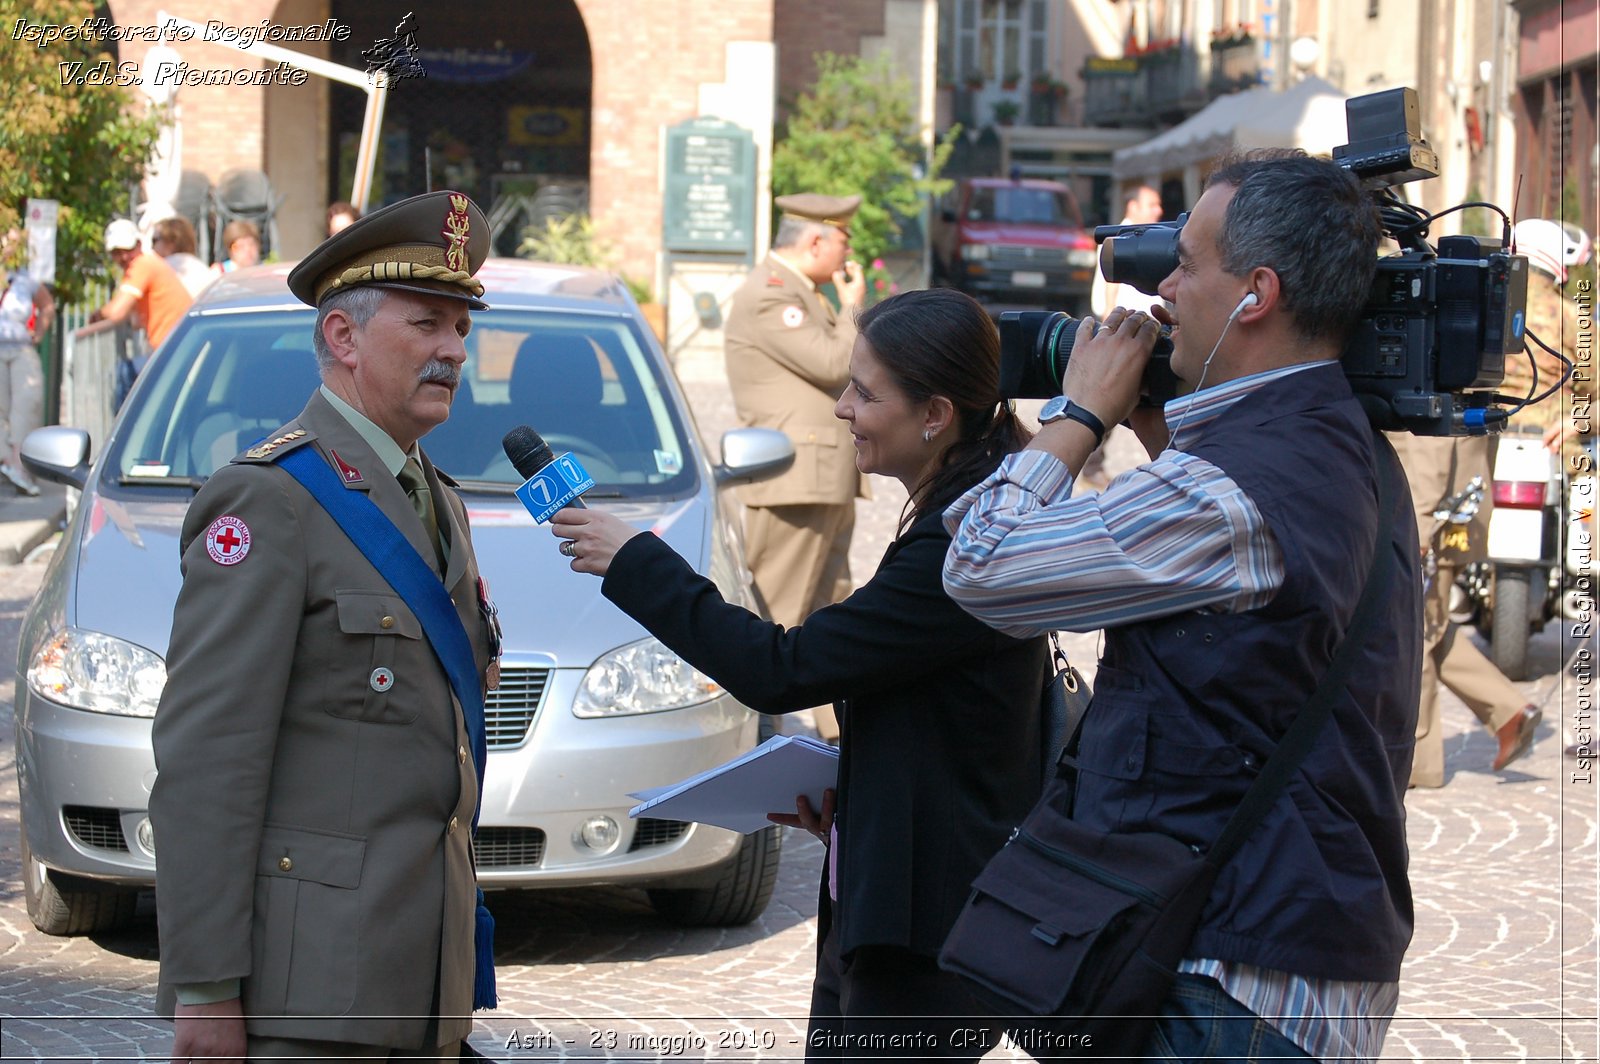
[288,190,490,309]
[775,193,862,230]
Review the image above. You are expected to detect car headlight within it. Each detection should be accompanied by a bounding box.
[27,628,167,718]
[1068,248,1098,268]
[573,637,722,717]
[964,244,991,261]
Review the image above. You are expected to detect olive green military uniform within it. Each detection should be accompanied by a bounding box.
[1504,273,1583,446]
[1388,432,1529,787]
[151,191,497,1059]
[725,195,867,739]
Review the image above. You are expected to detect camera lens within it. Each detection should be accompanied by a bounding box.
[998,310,1180,404]
[1100,223,1182,298]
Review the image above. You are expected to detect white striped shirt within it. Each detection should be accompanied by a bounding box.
[942,360,1399,1061]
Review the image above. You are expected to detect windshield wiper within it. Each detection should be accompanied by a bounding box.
[454,480,625,499]
[119,474,207,490]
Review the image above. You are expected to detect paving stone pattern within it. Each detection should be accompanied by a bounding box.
[0,354,1593,1060]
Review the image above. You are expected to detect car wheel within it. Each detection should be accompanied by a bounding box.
[21,830,138,936]
[648,825,782,927]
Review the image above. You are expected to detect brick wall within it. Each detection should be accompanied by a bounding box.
[773,0,888,120]
[577,0,772,289]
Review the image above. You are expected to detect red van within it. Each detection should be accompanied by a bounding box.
[932,177,1098,313]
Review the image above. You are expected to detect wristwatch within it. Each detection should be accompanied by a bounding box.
[1039,396,1107,448]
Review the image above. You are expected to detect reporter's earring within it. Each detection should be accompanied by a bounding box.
[923,429,934,443]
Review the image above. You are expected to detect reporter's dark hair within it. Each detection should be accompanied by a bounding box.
[1205,149,1381,345]
[855,288,1033,535]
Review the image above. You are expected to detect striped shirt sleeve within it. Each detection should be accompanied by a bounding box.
[941,447,1283,638]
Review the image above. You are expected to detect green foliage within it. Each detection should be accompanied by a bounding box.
[0,0,164,302]
[621,274,654,305]
[517,213,614,268]
[772,52,954,265]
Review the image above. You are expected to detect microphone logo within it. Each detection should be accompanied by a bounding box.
[503,425,595,521]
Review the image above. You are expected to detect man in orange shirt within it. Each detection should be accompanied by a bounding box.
[91,219,191,350]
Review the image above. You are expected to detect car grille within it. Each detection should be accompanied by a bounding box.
[474,827,547,868]
[989,245,1072,269]
[64,806,129,852]
[485,666,551,748]
[629,818,690,851]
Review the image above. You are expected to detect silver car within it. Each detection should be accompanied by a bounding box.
[15,258,794,935]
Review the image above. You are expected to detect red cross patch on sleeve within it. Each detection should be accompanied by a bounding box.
[204,515,252,566]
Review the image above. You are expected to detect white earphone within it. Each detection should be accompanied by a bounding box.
[1230,292,1259,319]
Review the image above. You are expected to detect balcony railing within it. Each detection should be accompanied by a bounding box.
[1210,35,1262,96]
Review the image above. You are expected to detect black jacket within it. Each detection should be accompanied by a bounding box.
[603,508,1048,957]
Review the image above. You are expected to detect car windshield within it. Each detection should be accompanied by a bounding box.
[108,307,697,497]
[967,187,1081,226]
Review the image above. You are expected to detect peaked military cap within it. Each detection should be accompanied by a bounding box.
[288,190,490,309]
[776,193,862,231]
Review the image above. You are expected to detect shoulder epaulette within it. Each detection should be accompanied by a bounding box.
[235,428,312,464]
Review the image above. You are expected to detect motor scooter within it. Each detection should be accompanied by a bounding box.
[1462,428,1564,680]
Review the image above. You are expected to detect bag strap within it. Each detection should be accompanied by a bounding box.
[1049,631,1091,741]
[1204,438,1400,870]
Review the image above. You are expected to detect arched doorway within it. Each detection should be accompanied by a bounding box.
[326,2,593,254]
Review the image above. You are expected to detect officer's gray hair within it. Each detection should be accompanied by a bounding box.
[311,286,389,372]
[773,216,828,251]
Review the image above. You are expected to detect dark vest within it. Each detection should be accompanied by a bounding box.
[1073,363,1421,982]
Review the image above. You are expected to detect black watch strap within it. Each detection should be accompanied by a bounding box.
[1059,401,1107,448]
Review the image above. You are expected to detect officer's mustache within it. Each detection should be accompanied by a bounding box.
[418,360,461,389]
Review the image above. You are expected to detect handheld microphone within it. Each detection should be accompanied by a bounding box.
[503,425,594,521]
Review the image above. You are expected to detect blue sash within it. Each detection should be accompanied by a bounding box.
[279,445,497,1010]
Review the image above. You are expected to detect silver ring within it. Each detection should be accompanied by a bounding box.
[559,540,577,557]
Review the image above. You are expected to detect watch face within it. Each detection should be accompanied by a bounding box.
[1040,395,1070,422]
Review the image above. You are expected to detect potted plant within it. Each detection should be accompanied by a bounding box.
[1001,70,1022,90]
[965,73,986,91]
[992,99,1021,126]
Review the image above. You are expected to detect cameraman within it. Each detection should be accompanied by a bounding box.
[943,151,1421,1062]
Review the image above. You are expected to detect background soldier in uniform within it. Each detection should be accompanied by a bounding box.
[151,191,499,1063]
[724,192,867,741]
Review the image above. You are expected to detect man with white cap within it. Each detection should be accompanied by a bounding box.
[91,217,191,350]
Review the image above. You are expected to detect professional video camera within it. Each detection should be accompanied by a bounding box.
[999,87,1544,437]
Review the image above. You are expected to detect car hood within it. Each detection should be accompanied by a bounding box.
[959,222,1091,247]
[69,488,708,668]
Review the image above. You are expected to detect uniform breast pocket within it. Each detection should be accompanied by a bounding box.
[331,589,425,724]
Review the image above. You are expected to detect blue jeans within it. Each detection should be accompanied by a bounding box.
[1142,973,1313,1062]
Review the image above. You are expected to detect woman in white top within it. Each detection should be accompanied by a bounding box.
[0,230,54,496]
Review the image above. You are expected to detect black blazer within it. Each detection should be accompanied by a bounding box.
[603,508,1048,958]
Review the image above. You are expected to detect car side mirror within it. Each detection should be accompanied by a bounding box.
[21,426,92,490]
[714,428,794,487]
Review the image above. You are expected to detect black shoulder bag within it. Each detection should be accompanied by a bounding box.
[939,450,1399,1058]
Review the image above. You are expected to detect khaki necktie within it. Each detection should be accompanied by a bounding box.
[397,458,445,572]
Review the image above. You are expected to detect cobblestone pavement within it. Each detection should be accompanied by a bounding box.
[0,353,1594,1061]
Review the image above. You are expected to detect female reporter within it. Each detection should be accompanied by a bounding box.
[552,288,1047,1061]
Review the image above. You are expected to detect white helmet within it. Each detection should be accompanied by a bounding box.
[1559,220,1593,269]
[1512,218,1588,284]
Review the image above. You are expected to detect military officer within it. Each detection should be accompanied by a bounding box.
[1388,432,1541,786]
[724,192,867,741]
[151,191,499,1062]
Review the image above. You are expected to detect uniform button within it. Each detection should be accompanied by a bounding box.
[278,857,293,872]
[381,615,395,630]
[458,746,467,764]
[448,816,459,834]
